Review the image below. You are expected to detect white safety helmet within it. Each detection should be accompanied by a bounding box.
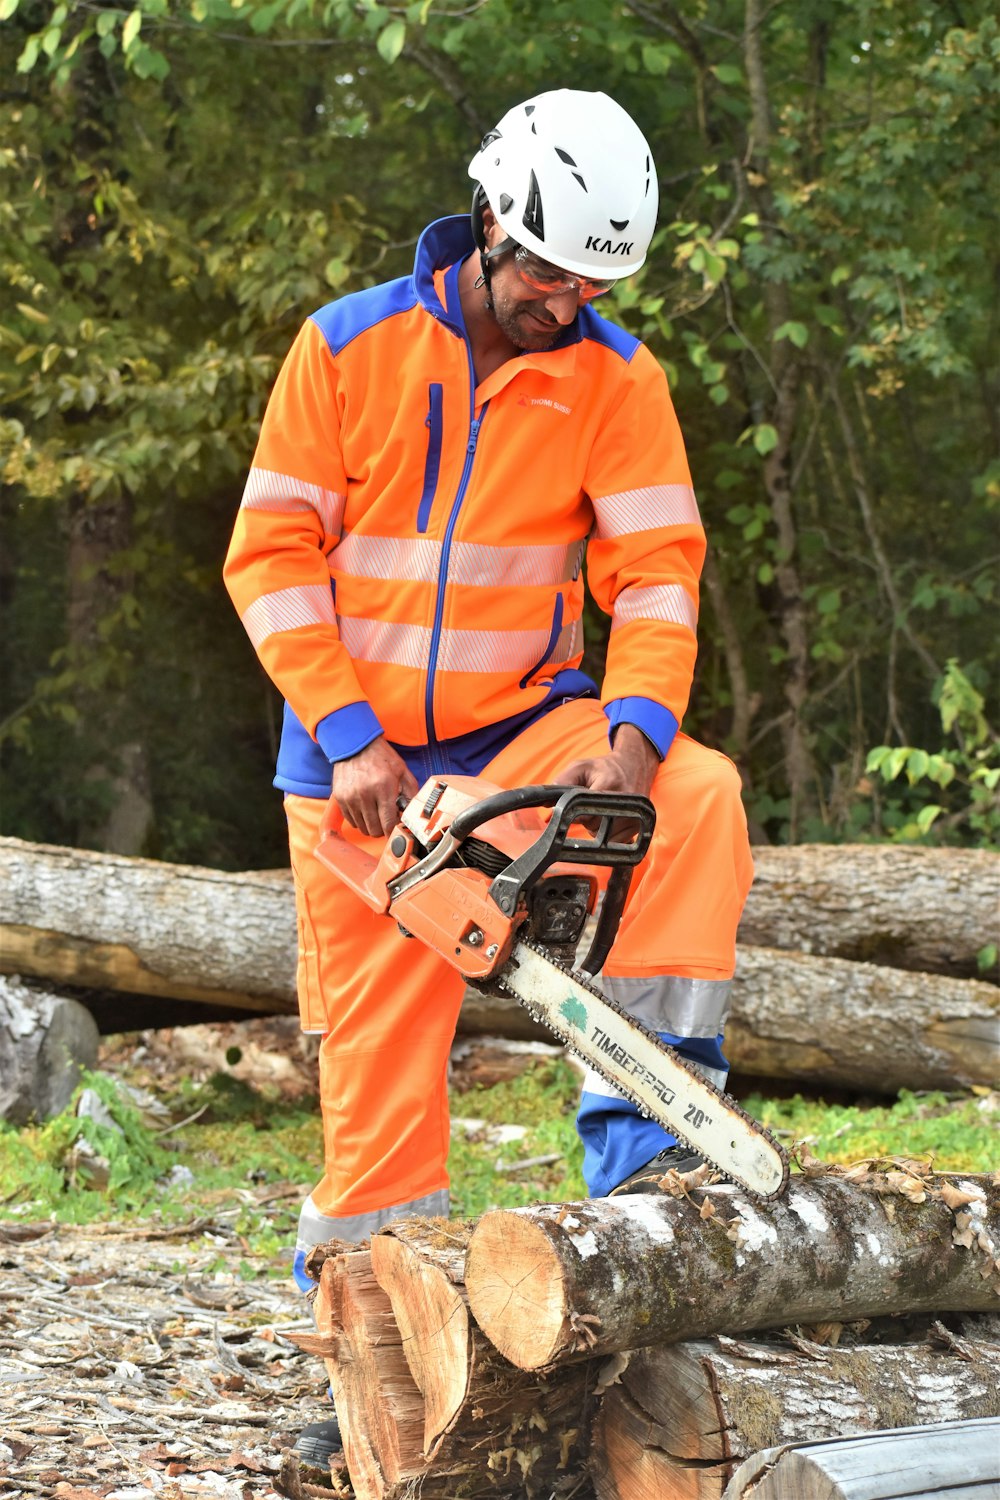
[468,89,658,279]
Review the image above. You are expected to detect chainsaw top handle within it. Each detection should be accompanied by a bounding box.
[445,785,651,976]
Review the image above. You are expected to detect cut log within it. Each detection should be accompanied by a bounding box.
[465,1170,1000,1370]
[589,1316,1000,1499]
[742,843,1000,979]
[729,947,999,1091]
[0,974,99,1123]
[309,1239,593,1499]
[719,1415,1000,1499]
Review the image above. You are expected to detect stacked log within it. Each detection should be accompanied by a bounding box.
[299,1227,594,1498]
[2,836,998,1092]
[719,1416,1000,1500]
[589,1324,1000,1499]
[295,1169,1000,1499]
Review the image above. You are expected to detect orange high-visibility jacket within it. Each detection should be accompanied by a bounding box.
[224,217,706,796]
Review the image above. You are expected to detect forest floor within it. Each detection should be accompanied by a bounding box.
[1,1020,350,1500]
[3,1016,996,1500]
[0,1019,599,1500]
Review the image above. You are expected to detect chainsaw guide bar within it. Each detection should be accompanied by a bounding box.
[485,937,790,1201]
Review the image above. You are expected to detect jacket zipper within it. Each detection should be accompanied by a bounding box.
[423,402,488,747]
[417,383,444,533]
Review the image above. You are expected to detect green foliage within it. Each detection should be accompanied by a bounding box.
[865,660,1000,844]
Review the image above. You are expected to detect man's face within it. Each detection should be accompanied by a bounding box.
[482,220,582,351]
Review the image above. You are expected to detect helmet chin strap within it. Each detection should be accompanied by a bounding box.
[470,184,496,311]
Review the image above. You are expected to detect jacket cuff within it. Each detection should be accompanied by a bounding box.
[315,702,384,763]
[604,697,679,761]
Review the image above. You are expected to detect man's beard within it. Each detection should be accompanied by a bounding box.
[489,289,563,351]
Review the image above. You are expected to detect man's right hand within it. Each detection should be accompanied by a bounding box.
[332,737,419,839]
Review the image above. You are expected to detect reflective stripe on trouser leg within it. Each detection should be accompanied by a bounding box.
[292,1188,450,1292]
[576,976,732,1197]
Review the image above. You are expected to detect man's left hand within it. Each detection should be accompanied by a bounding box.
[557,723,660,800]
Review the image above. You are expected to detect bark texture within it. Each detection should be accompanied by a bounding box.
[742,842,1000,979]
[590,1317,1000,1500]
[0,837,298,1018]
[464,1171,1000,1370]
[3,839,996,1091]
[730,946,999,1091]
[719,1415,1000,1499]
[0,974,99,1123]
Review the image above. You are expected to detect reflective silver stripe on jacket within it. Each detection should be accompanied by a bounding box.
[241,466,346,538]
[242,583,336,651]
[330,534,583,588]
[610,584,698,634]
[296,1188,450,1252]
[338,615,581,676]
[605,974,733,1036]
[592,484,701,540]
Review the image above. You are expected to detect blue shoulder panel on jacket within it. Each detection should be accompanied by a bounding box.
[310,277,418,357]
[578,305,641,364]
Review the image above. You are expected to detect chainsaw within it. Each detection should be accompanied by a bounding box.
[316,776,788,1199]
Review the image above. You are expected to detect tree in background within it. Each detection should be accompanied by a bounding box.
[2,0,996,863]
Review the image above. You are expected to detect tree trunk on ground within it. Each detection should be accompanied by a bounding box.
[3,839,997,1084]
[0,975,99,1124]
[720,1416,1000,1500]
[464,1171,1000,1370]
[729,946,999,1091]
[743,843,999,979]
[306,1242,593,1499]
[0,837,299,1019]
[589,1317,1000,1500]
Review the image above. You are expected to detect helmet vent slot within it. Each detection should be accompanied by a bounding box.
[555,148,578,166]
[610,218,629,231]
[522,169,545,240]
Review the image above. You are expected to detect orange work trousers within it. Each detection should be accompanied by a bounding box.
[285,698,752,1232]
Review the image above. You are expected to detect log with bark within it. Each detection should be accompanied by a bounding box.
[589,1315,1000,1500]
[719,1415,1000,1500]
[298,1234,595,1499]
[0,973,99,1123]
[2,837,997,1091]
[739,842,1000,979]
[294,1205,1000,1500]
[728,946,999,1091]
[464,1168,1000,1370]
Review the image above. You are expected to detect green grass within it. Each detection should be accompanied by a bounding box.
[1,1061,996,1264]
[745,1087,999,1172]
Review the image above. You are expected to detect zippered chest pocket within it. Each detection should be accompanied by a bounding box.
[417,383,444,533]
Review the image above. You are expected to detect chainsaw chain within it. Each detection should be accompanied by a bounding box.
[480,936,790,1202]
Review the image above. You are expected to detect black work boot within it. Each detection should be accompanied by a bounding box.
[292,1413,343,1467]
[609,1143,705,1195]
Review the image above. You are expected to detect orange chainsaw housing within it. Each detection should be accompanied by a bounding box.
[315,777,617,982]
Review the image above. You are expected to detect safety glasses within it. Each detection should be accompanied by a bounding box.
[484,236,616,301]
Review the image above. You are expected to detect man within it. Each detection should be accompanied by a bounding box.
[225,88,753,1464]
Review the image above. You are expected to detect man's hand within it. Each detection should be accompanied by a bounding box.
[332,737,419,838]
[557,723,660,800]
